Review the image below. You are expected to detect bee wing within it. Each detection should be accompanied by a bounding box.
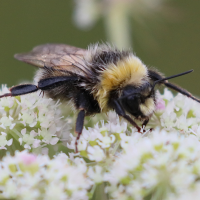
[14,44,89,76]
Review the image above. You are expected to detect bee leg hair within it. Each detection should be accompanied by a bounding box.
[75,109,85,153]
[113,100,142,133]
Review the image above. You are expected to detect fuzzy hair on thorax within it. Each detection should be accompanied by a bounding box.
[84,44,149,112]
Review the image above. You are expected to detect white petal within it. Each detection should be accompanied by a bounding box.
[24,144,31,149]
[21,128,26,135]
[9,116,13,120]
[7,138,13,146]
[20,121,26,126]
[50,137,59,145]
[30,121,37,127]
[19,138,23,145]
[0,124,6,129]
[1,132,7,136]
[32,139,41,148]
[10,123,16,129]
[30,130,37,137]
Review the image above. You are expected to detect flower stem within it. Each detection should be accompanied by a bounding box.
[92,183,108,200]
[104,3,132,49]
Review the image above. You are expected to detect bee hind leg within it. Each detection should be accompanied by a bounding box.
[0,76,79,98]
[75,109,85,153]
[0,84,38,98]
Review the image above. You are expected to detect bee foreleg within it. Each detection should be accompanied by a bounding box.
[75,109,85,153]
[0,84,38,98]
[142,118,149,127]
[113,100,142,133]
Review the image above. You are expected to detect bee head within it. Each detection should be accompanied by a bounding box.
[120,83,155,118]
[119,69,193,119]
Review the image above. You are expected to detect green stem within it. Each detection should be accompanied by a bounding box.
[111,140,120,155]
[9,130,20,141]
[92,183,108,200]
[104,3,132,49]
[89,184,96,200]
[11,129,22,138]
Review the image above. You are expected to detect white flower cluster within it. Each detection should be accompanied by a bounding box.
[67,89,200,162]
[1,86,200,199]
[67,111,127,162]
[0,151,92,200]
[0,85,68,151]
[149,89,200,137]
[65,89,200,199]
[105,131,200,200]
[2,131,200,199]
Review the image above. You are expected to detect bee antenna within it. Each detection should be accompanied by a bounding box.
[150,69,193,95]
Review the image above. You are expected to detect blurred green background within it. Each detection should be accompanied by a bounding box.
[0,0,200,96]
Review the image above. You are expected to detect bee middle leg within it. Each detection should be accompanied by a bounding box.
[75,109,85,153]
[73,91,100,152]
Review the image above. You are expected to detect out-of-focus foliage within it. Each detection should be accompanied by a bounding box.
[73,0,173,49]
[0,1,199,96]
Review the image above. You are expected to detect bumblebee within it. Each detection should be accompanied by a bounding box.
[0,43,199,152]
